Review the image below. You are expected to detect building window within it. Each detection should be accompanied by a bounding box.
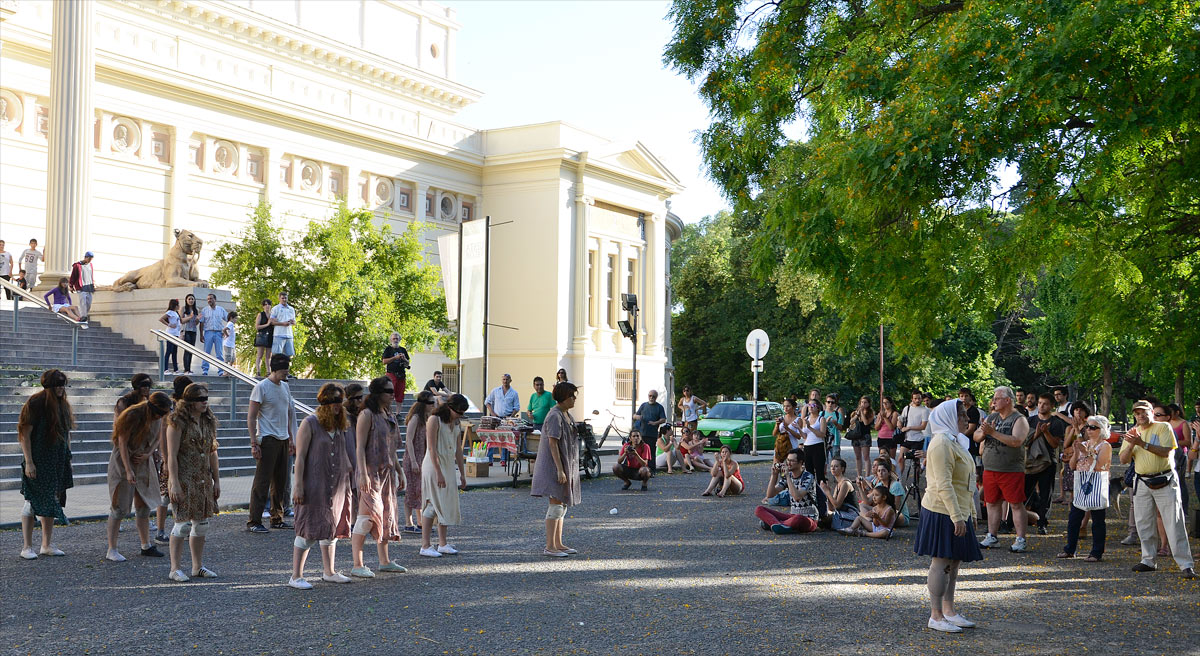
[461,203,472,221]
[397,189,410,209]
[607,254,617,328]
[441,365,459,392]
[626,258,637,297]
[615,369,634,401]
[425,193,434,217]
[587,250,597,328]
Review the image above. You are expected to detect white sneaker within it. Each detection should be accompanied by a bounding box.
[39,545,65,557]
[928,618,963,633]
[543,548,569,557]
[19,548,37,560]
[419,547,442,558]
[944,614,977,628]
[322,572,352,584]
[288,577,313,590]
[1010,537,1028,553]
[169,569,190,582]
[979,533,999,548]
[105,550,126,562]
[436,544,459,555]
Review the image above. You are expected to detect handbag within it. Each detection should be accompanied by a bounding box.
[1073,444,1110,511]
[1024,433,1054,474]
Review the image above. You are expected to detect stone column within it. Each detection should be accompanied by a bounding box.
[571,154,590,349]
[40,0,94,289]
[165,124,191,257]
[646,213,665,356]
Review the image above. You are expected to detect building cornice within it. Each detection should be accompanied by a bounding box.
[119,0,482,113]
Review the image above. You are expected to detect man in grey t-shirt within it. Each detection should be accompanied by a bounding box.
[974,385,1032,553]
[246,353,296,532]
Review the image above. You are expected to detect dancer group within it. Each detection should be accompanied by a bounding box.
[15,364,584,589]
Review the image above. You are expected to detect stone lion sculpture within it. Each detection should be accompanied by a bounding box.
[112,229,209,291]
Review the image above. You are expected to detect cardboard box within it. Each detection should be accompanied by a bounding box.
[465,461,490,478]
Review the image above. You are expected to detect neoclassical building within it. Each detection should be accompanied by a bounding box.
[0,0,683,419]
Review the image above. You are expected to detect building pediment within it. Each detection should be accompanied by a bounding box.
[592,141,683,191]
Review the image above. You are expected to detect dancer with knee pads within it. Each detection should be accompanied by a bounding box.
[288,384,356,589]
[106,392,172,562]
[418,394,470,558]
[350,377,406,578]
[531,382,583,557]
[165,383,221,582]
[17,369,76,560]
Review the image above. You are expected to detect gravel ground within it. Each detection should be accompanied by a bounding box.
[2,462,1198,656]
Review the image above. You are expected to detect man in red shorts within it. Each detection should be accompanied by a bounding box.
[973,385,1032,553]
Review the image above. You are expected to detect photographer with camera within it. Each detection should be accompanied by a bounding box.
[897,391,930,481]
[381,332,410,404]
[755,449,819,534]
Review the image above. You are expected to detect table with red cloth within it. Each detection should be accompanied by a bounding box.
[477,429,521,456]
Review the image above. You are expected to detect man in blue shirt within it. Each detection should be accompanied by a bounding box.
[485,373,520,417]
[633,390,667,473]
[199,293,228,376]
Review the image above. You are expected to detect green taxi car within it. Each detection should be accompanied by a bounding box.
[695,401,783,453]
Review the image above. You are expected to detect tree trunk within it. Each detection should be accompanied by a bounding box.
[1176,364,1185,406]
[1101,356,1113,417]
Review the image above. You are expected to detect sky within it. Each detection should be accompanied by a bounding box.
[441,0,728,223]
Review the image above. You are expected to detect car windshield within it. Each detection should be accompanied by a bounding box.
[705,403,752,421]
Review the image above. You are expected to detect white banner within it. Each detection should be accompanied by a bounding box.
[459,219,487,360]
[436,232,459,321]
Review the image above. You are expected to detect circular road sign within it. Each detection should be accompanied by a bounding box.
[745,329,770,359]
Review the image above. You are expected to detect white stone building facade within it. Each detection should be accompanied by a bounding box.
[0,0,683,422]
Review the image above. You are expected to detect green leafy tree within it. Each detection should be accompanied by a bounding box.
[671,211,1007,403]
[211,201,453,380]
[664,0,1200,380]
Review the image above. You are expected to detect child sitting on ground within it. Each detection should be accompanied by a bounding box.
[838,485,896,539]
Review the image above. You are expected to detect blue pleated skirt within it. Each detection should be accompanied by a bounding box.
[913,507,984,562]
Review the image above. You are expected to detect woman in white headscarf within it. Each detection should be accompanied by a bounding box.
[914,399,982,634]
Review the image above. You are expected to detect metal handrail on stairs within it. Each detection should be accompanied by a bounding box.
[150,328,315,417]
[0,276,86,366]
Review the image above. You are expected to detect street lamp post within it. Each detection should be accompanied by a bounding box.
[619,293,639,432]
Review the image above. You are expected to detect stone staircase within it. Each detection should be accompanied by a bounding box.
[0,304,414,491]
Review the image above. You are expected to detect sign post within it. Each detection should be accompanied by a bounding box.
[745,329,770,456]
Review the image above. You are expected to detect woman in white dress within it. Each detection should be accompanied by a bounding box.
[418,394,470,558]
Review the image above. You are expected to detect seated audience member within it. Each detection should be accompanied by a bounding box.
[655,425,684,474]
[613,430,651,491]
[862,457,910,527]
[679,427,714,472]
[762,449,808,505]
[755,449,819,534]
[838,485,897,539]
[820,457,859,530]
[702,445,743,497]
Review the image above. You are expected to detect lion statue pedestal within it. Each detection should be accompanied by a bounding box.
[89,286,234,356]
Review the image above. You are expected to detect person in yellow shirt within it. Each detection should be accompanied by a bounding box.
[915,399,982,633]
[1119,399,1196,578]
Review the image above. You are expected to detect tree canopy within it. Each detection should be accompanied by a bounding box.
[671,210,1007,403]
[210,202,452,380]
[665,0,1199,404]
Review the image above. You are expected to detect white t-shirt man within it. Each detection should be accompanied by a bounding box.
[249,377,295,441]
[0,250,12,277]
[899,403,931,444]
[270,303,296,338]
[222,319,236,348]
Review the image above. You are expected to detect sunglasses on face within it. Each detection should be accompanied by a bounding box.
[347,395,363,402]
[192,397,209,403]
[1086,425,1101,431]
[382,388,395,394]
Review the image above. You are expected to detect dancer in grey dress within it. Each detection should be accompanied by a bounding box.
[532,382,582,557]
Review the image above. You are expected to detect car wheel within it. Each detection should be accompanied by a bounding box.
[737,436,751,454]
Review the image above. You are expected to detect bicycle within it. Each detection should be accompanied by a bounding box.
[898,448,925,519]
[594,408,628,446]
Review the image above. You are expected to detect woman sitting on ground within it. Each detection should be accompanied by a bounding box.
[613,430,652,491]
[819,457,858,530]
[861,457,909,528]
[839,485,897,539]
[655,425,683,474]
[679,428,713,472]
[755,449,819,534]
[42,277,86,326]
[703,445,743,497]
